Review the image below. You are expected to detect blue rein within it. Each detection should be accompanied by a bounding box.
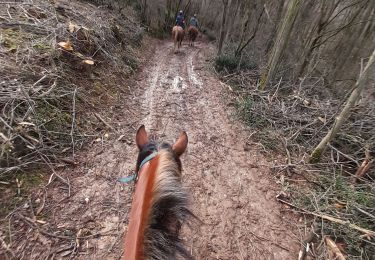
[119,152,158,184]
[138,152,158,171]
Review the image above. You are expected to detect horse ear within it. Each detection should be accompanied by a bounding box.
[136,125,148,149]
[172,131,188,156]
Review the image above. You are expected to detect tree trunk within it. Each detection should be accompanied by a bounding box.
[332,1,373,80]
[265,0,284,54]
[183,0,192,16]
[235,7,265,57]
[260,0,301,89]
[140,0,148,24]
[310,48,375,163]
[225,0,241,43]
[217,0,229,56]
[296,0,326,78]
[164,0,172,31]
[296,20,324,77]
[235,7,251,56]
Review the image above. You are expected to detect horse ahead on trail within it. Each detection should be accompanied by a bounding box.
[123,125,195,260]
[172,25,185,53]
[188,26,198,47]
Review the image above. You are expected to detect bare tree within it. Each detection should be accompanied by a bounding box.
[260,0,301,89]
[331,0,373,80]
[217,0,229,56]
[310,49,375,162]
[298,0,368,78]
[264,0,284,54]
[234,5,265,57]
[225,0,241,43]
[296,0,340,78]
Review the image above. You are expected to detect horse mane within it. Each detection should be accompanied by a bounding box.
[143,148,194,260]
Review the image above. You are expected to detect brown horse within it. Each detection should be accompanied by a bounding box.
[172,25,185,53]
[188,26,198,47]
[124,125,194,260]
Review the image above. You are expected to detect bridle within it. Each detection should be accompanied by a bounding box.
[119,147,158,184]
[136,151,158,180]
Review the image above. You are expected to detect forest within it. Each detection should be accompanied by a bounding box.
[0,0,374,259]
[133,1,375,258]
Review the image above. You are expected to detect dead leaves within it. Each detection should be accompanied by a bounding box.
[83,59,94,65]
[57,22,95,67]
[68,21,90,41]
[325,237,346,260]
[318,116,326,124]
[68,21,80,34]
[58,41,73,51]
[334,202,346,210]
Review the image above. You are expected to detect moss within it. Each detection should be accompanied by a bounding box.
[0,28,33,52]
[126,56,139,71]
[35,100,72,132]
[0,169,45,219]
[92,81,104,94]
[33,43,52,50]
[259,72,268,90]
[235,96,268,128]
[2,28,19,37]
[1,29,19,52]
[309,149,322,163]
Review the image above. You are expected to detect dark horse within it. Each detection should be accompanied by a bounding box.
[124,125,194,260]
[188,26,198,47]
[172,25,185,53]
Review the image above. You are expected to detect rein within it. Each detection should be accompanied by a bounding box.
[119,151,158,184]
[138,152,158,174]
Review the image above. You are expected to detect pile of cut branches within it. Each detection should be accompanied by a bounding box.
[0,0,143,174]
[220,69,375,259]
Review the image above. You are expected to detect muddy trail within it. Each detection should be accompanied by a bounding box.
[9,40,300,259]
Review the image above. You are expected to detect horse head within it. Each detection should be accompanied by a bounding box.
[135,125,188,172]
[124,125,193,260]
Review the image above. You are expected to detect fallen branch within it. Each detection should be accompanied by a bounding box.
[325,236,346,260]
[37,81,57,98]
[70,87,77,158]
[276,195,375,238]
[351,149,374,184]
[298,224,318,260]
[94,112,114,130]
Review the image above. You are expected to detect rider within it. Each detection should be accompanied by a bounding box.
[189,14,199,29]
[175,10,185,29]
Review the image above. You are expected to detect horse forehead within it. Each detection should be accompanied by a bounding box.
[159,142,171,149]
[141,142,157,151]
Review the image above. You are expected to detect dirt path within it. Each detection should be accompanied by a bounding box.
[8,39,300,259]
[138,41,300,259]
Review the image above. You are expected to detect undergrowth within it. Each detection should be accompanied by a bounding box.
[0,0,144,249]
[0,0,143,174]
[219,60,375,258]
[215,54,257,73]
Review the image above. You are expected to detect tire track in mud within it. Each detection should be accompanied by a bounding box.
[136,41,299,259]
